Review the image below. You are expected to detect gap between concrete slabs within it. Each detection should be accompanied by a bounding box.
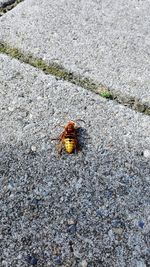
[0,53,150,267]
[0,43,150,116]
[0,0,23,15]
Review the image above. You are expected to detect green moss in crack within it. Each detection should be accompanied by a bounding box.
[145,107,150,115]
[0,43,149,115]
[0,43,99,91]
[99,90,113,99]
[0,44,24,59]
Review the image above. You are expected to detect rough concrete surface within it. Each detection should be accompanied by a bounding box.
[0,54,150,267]
[0,0,150,106]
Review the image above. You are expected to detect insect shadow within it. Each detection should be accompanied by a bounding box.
[75,125,90,154]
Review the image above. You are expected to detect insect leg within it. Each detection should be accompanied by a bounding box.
[51,137,59,141]
[57,141,64,154]
[75,118,86,124]
[55,124,65,128]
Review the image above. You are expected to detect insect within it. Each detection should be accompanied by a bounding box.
[52,120,84,154]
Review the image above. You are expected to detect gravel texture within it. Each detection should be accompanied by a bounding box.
[0,54,150,266]
[0,0,150,106]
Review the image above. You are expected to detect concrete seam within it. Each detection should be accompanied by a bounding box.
[0,0,23,16]
[0,42,149,116]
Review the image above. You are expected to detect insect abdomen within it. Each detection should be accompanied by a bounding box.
[64,138,76,154]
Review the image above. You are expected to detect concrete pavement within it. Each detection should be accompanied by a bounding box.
[0,54,150,266]
[0,0,150,107]
[0,1,150,266]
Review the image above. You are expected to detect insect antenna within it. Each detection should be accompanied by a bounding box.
[75,118,85,124]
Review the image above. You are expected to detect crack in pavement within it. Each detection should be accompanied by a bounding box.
[0,0,23,16]
[0,42,149,116]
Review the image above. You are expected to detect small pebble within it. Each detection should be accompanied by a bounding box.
[138,220,144,229]
[67,224,76,234]
[96,209,108,217]
[7,182,14,190]
[54,255,62,265]
[67,219,76,225]
[29,113,33,119]
[80,260,88,267]
[17,254,22,260]
[8,106,14,112]
[111,219,122,228]
[113,228,123,234]
[143,150,150,158]
[18,92,24,97]
[30,198,39,209]
[31,145,37,152]
[26,255,38,266]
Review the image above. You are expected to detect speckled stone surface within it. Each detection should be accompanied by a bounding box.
[0,54,150,267]
[0,0,150,106]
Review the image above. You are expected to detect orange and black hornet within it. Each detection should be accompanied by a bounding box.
[52,120,83,154]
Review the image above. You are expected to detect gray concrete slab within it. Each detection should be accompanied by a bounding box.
[0,0,150,106]
[0,54,150,267]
